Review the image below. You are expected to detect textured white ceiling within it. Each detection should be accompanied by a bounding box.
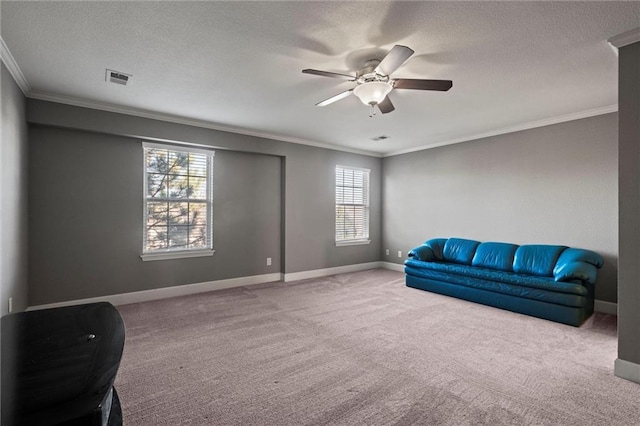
[2,1,638,156]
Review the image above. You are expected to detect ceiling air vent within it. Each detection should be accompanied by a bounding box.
[106,69,131,86]
[371,135,390,141]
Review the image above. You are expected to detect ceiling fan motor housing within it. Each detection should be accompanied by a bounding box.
[356,59,390,84]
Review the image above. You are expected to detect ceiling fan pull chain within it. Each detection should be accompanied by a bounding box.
[369,104,375,118]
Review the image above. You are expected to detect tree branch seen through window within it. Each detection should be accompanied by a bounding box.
[143,143,214,253]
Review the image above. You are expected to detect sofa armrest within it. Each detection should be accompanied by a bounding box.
[554,261,597,284]
[408,245,435,262]
[555,248,604,269]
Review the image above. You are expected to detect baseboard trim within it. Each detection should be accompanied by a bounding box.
[594,299,617,315]
[28,263,388,309]
[283,262,383,282]
[380,261,404,272]
[615,358,640,384]
[27,272,282,311]
[29,263,605,314]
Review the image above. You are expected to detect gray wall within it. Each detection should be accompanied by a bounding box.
[382,113,618,303]
[617,40,640,365]
[27,100,382,305]
[29,126,282,304]
[1,63,28,314]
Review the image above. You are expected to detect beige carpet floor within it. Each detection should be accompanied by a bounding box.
[115,269,639,425]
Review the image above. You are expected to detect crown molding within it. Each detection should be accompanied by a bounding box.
[26,89,620,160]
[382,104,618,157]
[608,28,640,48]
[0,36,31,95]
[28,90,382,158]
[0,34,380,158]
[5,31,620,160]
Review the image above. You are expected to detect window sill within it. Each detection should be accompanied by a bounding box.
[335,239,371,247]
[140,249,215,262]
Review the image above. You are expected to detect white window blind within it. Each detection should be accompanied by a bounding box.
[142,142,214,255]
[335,166,370,244]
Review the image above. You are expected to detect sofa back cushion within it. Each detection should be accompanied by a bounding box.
[443,238,481,265]
[424,238,447,260]
[513,245,567,277]
[471,242,519,271]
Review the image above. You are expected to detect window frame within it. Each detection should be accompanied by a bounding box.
[140,142,215,261]
[335,165,371,247]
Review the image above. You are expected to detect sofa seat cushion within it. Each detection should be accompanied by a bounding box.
[404,263,587,308]
[405,259,587,296]
[405,258,587,296]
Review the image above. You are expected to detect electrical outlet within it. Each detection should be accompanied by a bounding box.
[398,250,402,258]
[385,249,389,256]
[266,257,272,266]
[8,297,13,313]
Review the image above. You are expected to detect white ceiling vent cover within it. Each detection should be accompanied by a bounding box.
[106,69,131,86]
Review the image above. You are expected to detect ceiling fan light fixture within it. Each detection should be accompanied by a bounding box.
[303,44,452,114]
[353,81,392,106]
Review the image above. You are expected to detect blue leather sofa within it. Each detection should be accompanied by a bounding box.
[405,238,604,326]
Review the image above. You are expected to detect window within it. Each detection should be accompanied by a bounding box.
[335,166,370,245]
[141,142,214,261]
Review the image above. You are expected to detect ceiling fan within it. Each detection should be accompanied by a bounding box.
[302,45,452,116]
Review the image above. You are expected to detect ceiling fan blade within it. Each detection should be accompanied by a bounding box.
[316,89,353,107]
[377,96,395,114]
[393,79,453,91]
[375,45,414,76]
[302,69,355,80]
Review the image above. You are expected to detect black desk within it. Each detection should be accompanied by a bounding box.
[2,302,125,426]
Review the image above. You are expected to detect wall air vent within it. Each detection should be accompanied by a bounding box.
[106,69,131,86]
[371,135,390,141]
